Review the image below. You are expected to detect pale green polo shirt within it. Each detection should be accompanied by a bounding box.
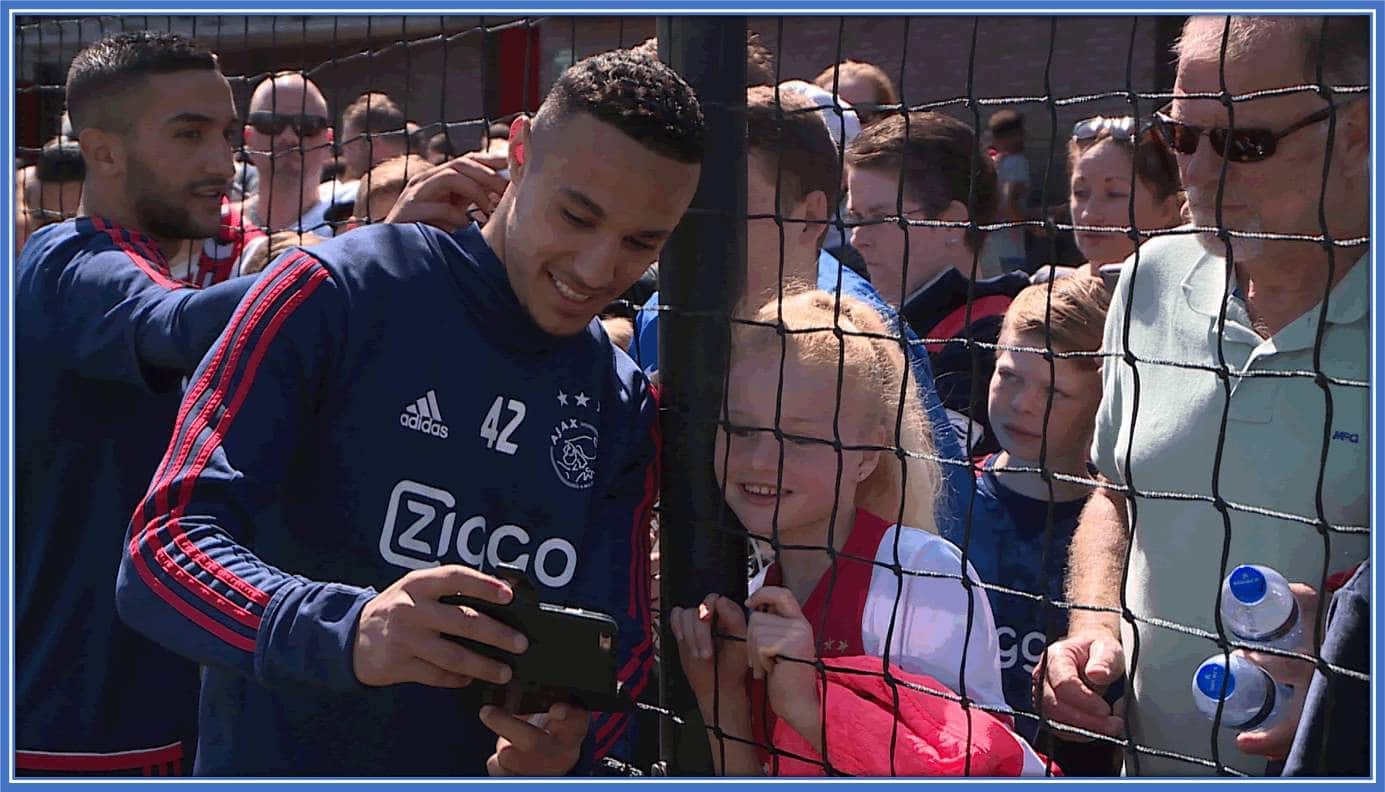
[1091,233,1370,777]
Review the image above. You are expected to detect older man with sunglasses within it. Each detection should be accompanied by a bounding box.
[1035,15,1369,777]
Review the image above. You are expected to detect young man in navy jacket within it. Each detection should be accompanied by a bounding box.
[15,32,257,775]
[117,49,704,776]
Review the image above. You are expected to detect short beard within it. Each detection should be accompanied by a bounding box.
[126,155,218,240]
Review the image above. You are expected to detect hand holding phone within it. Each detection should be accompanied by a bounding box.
[440,565,629,715]
[353,564,524,689]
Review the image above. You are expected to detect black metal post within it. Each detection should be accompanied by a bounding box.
[656,15,747,775]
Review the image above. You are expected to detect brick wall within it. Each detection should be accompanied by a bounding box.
[537,15,1168,203]
[17,14,1172,194]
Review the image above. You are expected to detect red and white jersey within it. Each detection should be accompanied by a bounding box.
[749,509,1054,776]
[765,655,1057,776]
[168,199,267,287]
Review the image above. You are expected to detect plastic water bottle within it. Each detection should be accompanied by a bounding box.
[1191,653,1289,731]
[1219,564,1305,651]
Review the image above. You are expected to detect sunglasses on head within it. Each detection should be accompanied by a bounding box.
[1151,102,1337,164]
[1072,115,1148,142]
[246,111,329,138]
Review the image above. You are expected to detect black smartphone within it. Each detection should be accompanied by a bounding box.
[440,565,629,715]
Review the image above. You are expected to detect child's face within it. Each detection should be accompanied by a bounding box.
[988,329,1102,465]
[715,351,879,543]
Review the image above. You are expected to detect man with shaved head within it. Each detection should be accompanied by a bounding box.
[15,31,260,775]
[235,70,342,238]
[1036,15,1369,776]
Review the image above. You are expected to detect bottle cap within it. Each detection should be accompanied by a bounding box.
[1228,565,1268,605]
[1196,658,1235,700]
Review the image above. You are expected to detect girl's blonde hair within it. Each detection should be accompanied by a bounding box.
[732,289,941,533]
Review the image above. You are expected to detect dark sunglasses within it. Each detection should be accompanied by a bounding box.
[1152,103,1336,163]
[1072,115,1151,142]
[246,111,329,138]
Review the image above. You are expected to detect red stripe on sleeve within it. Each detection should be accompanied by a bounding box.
[593,388,661,757]
[628,390,661,620]
[142,531,262,629]
[156,266,330,605]
[126,538,258,652]
[139,255,314,596]
[130,259,328,648]
[145,251,316,517]
[592,712,630,760]
[593,640,653,751]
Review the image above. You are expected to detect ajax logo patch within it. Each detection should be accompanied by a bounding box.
[551,418,599,490]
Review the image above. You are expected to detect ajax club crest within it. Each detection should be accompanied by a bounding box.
[551,390,599,490]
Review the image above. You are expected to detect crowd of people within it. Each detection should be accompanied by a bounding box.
[12,13,1370,779]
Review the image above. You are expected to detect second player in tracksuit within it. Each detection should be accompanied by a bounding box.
[16,217,256,774]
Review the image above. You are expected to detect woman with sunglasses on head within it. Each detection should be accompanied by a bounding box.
[1032,115,1185,288]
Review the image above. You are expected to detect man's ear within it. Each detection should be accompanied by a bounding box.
[938,200,972,247]
[801,189,829,223]
[798,189,830,248]
[78,127,125,179]
[508,116,530,183]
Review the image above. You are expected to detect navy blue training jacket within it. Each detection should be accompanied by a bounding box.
[116,222,656,775]
[16,217,255,773]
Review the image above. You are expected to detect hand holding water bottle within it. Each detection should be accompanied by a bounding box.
[1191,652,1292,731]
[1214,564,1321,760]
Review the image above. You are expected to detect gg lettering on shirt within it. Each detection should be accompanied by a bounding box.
[942,454,1085,742]
[117,222,657,775]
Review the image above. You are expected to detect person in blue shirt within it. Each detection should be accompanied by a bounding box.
[115,49,705,776]
[15,32,261,776]
[632,86,970,532]
[948,276,1114,772]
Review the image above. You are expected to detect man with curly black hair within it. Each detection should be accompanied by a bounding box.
[117,48,704,776]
